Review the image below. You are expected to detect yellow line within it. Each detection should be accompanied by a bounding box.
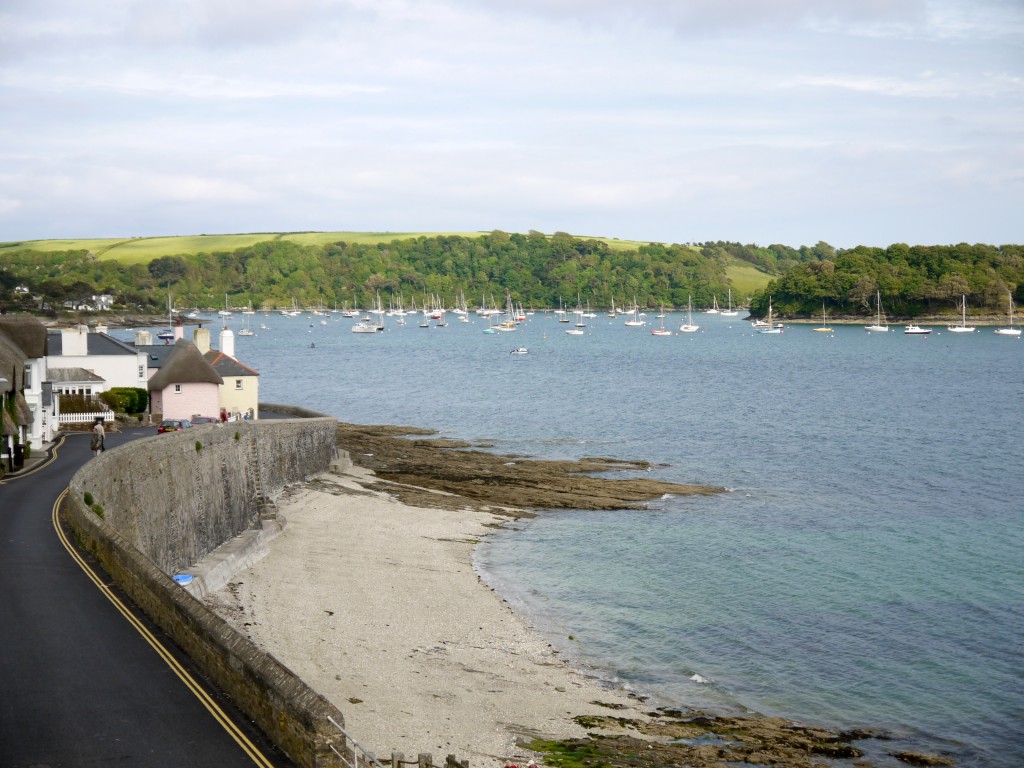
[52,489,276,768]
[0,434,66,484]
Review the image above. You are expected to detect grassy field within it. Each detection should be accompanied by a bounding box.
[0,230,772,293]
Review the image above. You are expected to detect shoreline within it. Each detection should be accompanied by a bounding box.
[202,465,655,765]
[201,426,955,768]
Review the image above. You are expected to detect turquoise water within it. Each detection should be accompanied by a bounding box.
[165,311,1024,766]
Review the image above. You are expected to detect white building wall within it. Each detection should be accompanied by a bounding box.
[47,349,148,390]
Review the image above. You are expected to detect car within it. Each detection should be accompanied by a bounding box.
[157,419,192,433]
[190,416,218,425]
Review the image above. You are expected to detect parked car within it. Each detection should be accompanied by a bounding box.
[191,416,218,425]
[157,419,192,433]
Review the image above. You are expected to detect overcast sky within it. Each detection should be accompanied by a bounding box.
[2,0,1022,248]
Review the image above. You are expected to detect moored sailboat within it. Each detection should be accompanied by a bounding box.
[994,291,1022,336]
[946,295,975,333]
[865,291,889,333]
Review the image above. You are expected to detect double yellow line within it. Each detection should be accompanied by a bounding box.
[52,489,276,768]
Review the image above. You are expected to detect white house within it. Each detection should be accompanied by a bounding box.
[46,326,148,393]
[0,316,57,460]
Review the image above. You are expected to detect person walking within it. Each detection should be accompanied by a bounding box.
[90,420,105,458]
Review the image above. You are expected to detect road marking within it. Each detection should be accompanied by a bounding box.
[53,489,277,768]
[0,433,66,484]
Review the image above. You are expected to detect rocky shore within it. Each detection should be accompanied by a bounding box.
[203,423,956,768]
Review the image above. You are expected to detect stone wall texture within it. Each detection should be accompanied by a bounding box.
[72,415,337,574]
[64,411,345,768]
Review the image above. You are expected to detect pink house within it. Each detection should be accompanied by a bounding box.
[147,339,222,421]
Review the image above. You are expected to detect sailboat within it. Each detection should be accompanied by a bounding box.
[218,294,232,316]
[157,291,176,340]
[623,298,646,327]
[706,295,720,314]
[812,302,832,333]
[720,289,739,317]
[994,291,1022,336]
[238,312,255,336]
[865,291,889,332]
[946,295,975,333]
[757,298,783,334]
[651,306,672,335]
[679,296,699,333]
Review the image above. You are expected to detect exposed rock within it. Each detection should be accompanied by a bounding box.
[335,422,723,515]
[893,751,955,766]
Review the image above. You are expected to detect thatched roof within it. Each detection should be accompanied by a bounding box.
[147,338,222,391]
[0,316,48,358]
[0,332,27,393]
[1,409,16,437]
[15,392,32,426]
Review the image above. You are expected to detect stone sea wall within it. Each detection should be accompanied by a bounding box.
[72,415,337,573]
[63,410,345,768]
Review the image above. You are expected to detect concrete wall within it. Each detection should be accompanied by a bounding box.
[64,413,344,768]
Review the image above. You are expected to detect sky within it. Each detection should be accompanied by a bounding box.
[1,0,1022,249]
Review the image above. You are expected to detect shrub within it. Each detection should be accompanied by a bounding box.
[83,491,94,505]
[91,503,104,519]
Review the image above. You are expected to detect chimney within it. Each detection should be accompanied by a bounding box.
[135,330,153,346]
[61,327,88,356]
[173,315,184,341]
[194,327,211,354]
[220,326,235,358]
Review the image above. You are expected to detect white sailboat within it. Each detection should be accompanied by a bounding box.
[720,289,739,317]
[946,295,975,333]
[865,291,889,333]
[994,291,1022,336]
[624,298,646,327]
[705,295,720,314]
[679,296,699,333]
[812,302,832,333]
[757,298,783,334]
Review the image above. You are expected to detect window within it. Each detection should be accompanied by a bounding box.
[24,364,32,388]
[174,384,182,393]
[138,365,145,379]
[235,379,243,390]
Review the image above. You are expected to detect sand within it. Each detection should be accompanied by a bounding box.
[202,466,651,767]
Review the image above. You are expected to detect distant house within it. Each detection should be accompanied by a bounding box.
[0,316,57,455]
[147,338,222,421]
[195,327,259,420]
[47,327,148,393]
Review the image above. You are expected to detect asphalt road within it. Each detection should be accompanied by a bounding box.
[0,427,294,768]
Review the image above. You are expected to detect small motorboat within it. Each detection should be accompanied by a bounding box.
[510,347,528,355]
[904,324,932,335]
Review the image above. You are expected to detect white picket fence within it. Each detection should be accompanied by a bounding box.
[58,411,115,425]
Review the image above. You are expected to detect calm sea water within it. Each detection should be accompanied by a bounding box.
[147,310,1024,766]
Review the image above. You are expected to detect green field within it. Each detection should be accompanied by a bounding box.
[0,230,772,294]
[0,230,664,261]
[726,260,774,299]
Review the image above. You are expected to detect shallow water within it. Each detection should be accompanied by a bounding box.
[156,311,1024,766]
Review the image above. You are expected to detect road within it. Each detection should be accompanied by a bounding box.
[0,427,293,768]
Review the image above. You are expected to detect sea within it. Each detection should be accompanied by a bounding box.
[132,309,1024,767]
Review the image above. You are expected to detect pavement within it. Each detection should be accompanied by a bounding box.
[0,426,296,768]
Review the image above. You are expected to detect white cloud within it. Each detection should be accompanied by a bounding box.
[0,0,1021,246]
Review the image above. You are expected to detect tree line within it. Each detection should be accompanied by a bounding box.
[2,233,1022,318]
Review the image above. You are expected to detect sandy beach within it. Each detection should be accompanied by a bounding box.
[203,465,651,767]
